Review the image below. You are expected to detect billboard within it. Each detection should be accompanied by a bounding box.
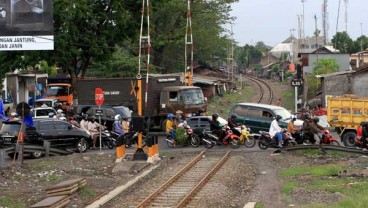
[0,0,53,51]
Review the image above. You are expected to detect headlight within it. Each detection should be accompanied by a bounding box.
[185,113,192,117]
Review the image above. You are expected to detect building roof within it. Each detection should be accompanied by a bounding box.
[315,70,355,78]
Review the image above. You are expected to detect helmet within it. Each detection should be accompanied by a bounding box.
[176,110,183,115]
[290,115,297,120]
[57,109,63,114]
[114,114,121,121]
[231,113,237,119]
[90,116,96,121]
[275,115,282,121]
[10,112,18,117]
[60,116,66,121]
[303,113,311,120]
[167,114,174,119]
[313,117,319,123]
[48,112,55,118]
[212,113,219,119]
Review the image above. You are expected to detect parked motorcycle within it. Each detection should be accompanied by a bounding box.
[258,130,297,150]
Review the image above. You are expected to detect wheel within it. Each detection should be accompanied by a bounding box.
[76,138,88,152]
[166,135,175,148]
[190,134,201,147]
[330,140,340,146]
[30,151,43,159]
[107,139,115,149]
[342,132,356,147]
[230,138,241,149]
[202,136,214,149]
[258,139,269,150]
[244,137,256,148]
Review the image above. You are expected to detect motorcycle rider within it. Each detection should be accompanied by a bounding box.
[361,122,368,151]
[55,109,63,119]
[228,113,241,136]
[210,113,225,142]
[302,113,316,144]
[88,116,100,149]
[166,114,176,139]
[79,115,89,132]
[287,115,301,143]
[269,115,284,148]
[175,110,184,129]
[310,117,324,144]
[113,114,126,147]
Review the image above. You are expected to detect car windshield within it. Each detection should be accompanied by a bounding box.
[274,108,292,120]
[182,89,205,105]
[46,86,68,96]
[0,123,21,136]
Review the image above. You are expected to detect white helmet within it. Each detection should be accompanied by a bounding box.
[114,114,121,121]
[290,115,297,120]
[57,109,63,114]
[10,112,18,117]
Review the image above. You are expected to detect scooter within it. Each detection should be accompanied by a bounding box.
[200,130,218,149]
[221,126,241,149]
[258,130,297,150]
[92,127,116,149]
[165,122,200,148]
[235,126,257,148]
[320,129,340,145]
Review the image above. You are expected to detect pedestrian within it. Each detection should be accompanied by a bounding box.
[277,98,283,106]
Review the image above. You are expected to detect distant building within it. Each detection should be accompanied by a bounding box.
[350,49,368,69]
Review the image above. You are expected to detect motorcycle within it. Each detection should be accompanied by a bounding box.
[235,126,257,148]
[221,126,241,149]
[200,130,218,149]
[123,131,146,148]
[258,130,297,150]
[93,127,116,149]
[165,121,200,148]
[320,129,340,145]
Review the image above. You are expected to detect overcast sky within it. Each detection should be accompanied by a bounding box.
[230,0,367,47]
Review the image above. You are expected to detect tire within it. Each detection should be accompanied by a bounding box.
[76,138,88,152]
[258,139,269,150]
[107,139,115,149]
[342,132,356,147]
[244,137,256,148]
[166,135,175,148]
[202,137,214,149]
[230,138,240,149]
[30,151,43,159]
[330,140,340,146]
[190,134,201,147]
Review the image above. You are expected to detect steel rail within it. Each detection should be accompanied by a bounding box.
[283,144,368,154]
[246,77,273,104]
[175,151,231,208]
[136,150,207,208]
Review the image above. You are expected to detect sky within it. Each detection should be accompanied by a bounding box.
[230,0,367,47]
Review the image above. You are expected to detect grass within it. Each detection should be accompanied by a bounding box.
[39,173,61,182]
[255,202,265,208]
[80,187,95,199]
[0,197,26,208]
[294,149,357,158]
[282,89,295,112]
[27,160,57,171]
[281,163,368,208]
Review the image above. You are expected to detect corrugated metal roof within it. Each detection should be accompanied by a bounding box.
[315,70,355,78]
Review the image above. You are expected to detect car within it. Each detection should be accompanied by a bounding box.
[186,115,228,137]
[74,105,132,131]
[34,98,62,109]
[0,119,91,158]
[31,107,57,118]
[228,102,303,133]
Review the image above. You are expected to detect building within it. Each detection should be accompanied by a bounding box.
[350,49,368,69]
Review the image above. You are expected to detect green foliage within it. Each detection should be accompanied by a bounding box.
[307,59,339,97]
[282,181,298,194]
[235,43,267,68]
[175,128,187,145]
[80,187,95,199]
[0,197,26,208]
[280,164,341,178]
[331,31,354,54]
[39,60,57,77]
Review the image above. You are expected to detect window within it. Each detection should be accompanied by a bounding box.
[246,108,262,118]
[262,111,273,120]
[233,105,248,117]
[187,118,199,128]
[36,109,55,117]
[55,121,69,131]
[199,117,211,128]
[105,109,115,118]
[169,92,178,102]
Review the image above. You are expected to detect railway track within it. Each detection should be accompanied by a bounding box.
[135,150,230,208]
[283,144,368,155]
[246,77,273,104]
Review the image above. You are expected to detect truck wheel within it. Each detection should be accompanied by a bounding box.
[30,151,43,159]
[342,132,356,147]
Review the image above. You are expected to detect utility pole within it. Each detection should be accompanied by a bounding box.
[322,0,328,45]
[184,0,194,86]
[344,0,348,33]
[301,0,305,48]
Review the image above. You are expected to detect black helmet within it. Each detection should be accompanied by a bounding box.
[313,117,319,123]
[231,113,237,119]
[303,113,311,120]
[363,122,368,128]
[212,113,219,119]
[275,115,282,121]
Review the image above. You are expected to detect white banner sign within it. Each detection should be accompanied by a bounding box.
[0,36,54,51]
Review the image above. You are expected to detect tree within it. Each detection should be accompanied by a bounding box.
[352,35,368,53]
[331,31,354,54]
[307,59,339,98]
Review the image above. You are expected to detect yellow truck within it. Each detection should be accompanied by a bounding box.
[327,95,367,147]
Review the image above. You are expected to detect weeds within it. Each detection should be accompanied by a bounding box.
[0,197,26,208]
[80,187,95,199]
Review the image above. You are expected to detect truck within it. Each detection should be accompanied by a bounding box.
[76,75,207,131]
[327,95,367,147]
[44,78,73,110]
